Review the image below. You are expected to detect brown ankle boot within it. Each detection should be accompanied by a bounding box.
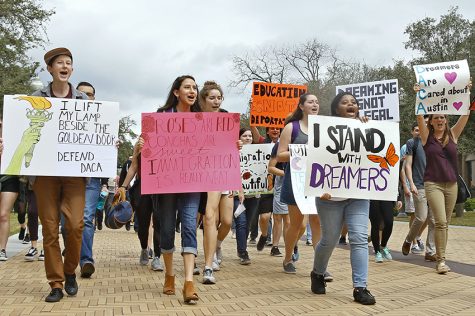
[182,280,199,303]
[163,274,175,295]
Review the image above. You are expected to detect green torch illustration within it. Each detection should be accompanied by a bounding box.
[5,96,53,174]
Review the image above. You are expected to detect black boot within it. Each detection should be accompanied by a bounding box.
[310,271,326,294]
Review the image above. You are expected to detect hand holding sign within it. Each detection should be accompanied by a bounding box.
[414,60,471,115]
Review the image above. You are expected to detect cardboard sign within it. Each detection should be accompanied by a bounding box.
[414,60,471,115]
[289,144,317,214]
[250,82,307,128]
[240,143,274,195]
[140,112,241,194]
[304,116,400,201]
[336,79,399,121]
[1,95,119,177]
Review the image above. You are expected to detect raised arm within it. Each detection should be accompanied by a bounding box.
[250,126,263,144]
[451,113,470,142]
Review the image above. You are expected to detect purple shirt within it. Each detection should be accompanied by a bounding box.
[423,134,458,183]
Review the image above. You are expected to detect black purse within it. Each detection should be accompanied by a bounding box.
[443,147,471,204]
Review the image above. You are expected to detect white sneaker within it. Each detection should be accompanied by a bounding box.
[411,244,423,254]
[151,256,163,271]
[212,260,220,271]
[216,248,223,264]
[0,249,7,261]
[202,267,216,284]
[25,247,38,261]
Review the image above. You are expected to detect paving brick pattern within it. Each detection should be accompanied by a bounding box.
[1,221,474,315]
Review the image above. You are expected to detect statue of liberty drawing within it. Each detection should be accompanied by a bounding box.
[5,96,53,174]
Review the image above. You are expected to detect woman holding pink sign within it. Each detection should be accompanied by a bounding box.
[154,75,201,304]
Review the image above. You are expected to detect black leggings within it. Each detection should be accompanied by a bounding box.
[130,182,161,257]
[369,200,394,253]
[26,190,39,241]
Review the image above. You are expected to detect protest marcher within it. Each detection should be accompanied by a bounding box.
[276,93,321,274]
[370,198,402,262]
[199,81,234,284]
[401,120,436,261]
[267,141,289,257]
[311,92,376,305]
[31,47,88,302]
[413,81,472,274]
[76,81,110,278]
[251,126,280,251]
[119,139,162,271]
[234,128,256,265]
[0,117,20,262]
[24,183,43,261]
[152,75,201,304]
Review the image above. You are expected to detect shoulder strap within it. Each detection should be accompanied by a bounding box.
[291,121,299,143]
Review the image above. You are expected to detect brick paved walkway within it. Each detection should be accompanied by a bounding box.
[1,221,474,315]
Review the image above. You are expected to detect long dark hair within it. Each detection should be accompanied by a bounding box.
[330,92,360,117]
[284,93,313,125]
[157,75,201,112]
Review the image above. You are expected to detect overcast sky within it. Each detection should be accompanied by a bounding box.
[31,0,475,131]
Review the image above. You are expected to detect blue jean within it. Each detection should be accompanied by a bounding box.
[313,198,370,288]
[155,193,200,255]
[233,197,259,254]
[80,178,101,266]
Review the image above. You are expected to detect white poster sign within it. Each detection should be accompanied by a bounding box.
[336,79,399,121]
[289,144,317,214]
[240,143,274,194]
[414,60,471,115]
[1,95,119,177]
[304,116,400,201]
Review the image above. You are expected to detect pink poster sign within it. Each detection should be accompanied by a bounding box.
[140,112,242,194]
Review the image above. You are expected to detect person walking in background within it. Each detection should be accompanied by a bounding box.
[401,119,437,262]
[75,81,110,279]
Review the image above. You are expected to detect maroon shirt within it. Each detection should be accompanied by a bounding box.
[423,134,458,183]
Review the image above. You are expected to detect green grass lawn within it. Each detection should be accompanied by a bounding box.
[9,212,22,236]
[394,211,475,227]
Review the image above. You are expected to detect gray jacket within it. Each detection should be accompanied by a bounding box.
[32,82,88,99]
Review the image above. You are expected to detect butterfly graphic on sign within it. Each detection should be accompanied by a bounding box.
[367,143,399,170]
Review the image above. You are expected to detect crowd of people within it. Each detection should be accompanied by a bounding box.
[0,47,472,306]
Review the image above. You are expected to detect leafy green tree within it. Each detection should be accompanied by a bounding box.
[404,6,475,154]
[0,0,54,111]
[117,115,138,167]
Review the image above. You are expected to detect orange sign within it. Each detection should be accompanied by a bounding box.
[250,82,307,128]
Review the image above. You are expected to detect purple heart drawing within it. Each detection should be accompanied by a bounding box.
[445,72,457,84]
[453,101,463,111]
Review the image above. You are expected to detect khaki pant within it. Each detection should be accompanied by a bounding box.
[424,181,457,263]
[33,177,86,289]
